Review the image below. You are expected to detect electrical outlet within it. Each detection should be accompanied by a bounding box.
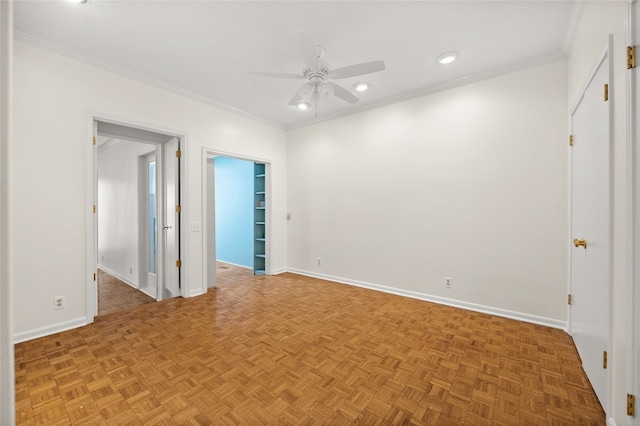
[317,258,322,266]
[54,296,65,310]
[445,277,452,288]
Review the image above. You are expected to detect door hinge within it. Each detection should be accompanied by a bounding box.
[92,136,96,146]
[176,205,181,213]
[567,294,572,305]
[176,150,182,158]
[93,272,96,282]
[628,393,636,417]
[603,350,608,369]
[176,260,182,268]
[93,204,96,214]
[628,45,636,69]
[604,84,609,101]
[569,135,574,147]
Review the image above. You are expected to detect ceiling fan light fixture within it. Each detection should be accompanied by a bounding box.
[353,82,369,92]
[438,52,458,65]
[296,102,311,111]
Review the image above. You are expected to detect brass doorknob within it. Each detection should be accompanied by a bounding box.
[573,238,587,249]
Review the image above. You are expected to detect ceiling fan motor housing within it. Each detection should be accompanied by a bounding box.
[303,62,330,85]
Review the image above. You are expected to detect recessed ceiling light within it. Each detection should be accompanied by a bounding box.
[353,82,369,92]
[438,52,458,65]
[296,102,311,111]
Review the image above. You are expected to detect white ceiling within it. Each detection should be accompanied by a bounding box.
[13,1,580,129]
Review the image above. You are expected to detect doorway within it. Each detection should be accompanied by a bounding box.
[88,118,186,320]
[568,39,612,414]
[97,137,158,314]
[203,148,271,289]
[212,156,254,278]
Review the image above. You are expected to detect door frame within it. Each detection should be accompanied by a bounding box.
[627,2,639,424]
[567,37,613,417]
[86,113,189,321]
[0,2,13,425]
[201,146,272,289]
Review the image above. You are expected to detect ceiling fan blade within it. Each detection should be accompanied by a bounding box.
[248,71,304,79]
[298,32,320,70]
[288,83,314,106]
[324,82,359,104]
[288,92,304,106]
[328,60,386,79]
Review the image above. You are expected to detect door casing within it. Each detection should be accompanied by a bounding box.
[628,2,640,424]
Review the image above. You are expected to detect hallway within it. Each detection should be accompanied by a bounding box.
[97,269,155,316]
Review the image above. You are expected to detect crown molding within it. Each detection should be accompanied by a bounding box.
[13,31,285,130]
[287,51,566,131]
[562,0,586,56]
[14,30,566,133]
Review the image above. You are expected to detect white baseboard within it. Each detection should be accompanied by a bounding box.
[98,265,138,290]
[287,268,567,330]
[216,260,288,276]
[139,286,157,299]
[13,317,89,344]
[216,260,253,270]
[189,288,206,297]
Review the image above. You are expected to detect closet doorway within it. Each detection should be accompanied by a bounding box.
[203,149,271,289]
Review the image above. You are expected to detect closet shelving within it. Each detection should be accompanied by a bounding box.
[254,163,266,275]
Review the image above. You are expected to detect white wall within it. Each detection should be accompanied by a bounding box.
[0,1,14,424]
[98,140,153,287]
[287,59,568,325]
[11,41,288,339]
[567,2,627,424]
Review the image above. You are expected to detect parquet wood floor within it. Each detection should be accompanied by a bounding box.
[215,262,255,286]
[16,269,605,425]
[98,269,155,316]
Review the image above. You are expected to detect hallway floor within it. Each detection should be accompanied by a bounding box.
[97,269,155,316]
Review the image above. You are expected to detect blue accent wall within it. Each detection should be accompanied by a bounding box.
[214,157,254,268]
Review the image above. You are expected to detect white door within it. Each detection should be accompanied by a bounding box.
[162,137,181,299]
[569,44,611,412]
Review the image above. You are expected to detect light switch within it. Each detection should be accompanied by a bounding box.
[191,222,201,232]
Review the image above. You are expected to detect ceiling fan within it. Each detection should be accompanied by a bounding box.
[248,32,386,110]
